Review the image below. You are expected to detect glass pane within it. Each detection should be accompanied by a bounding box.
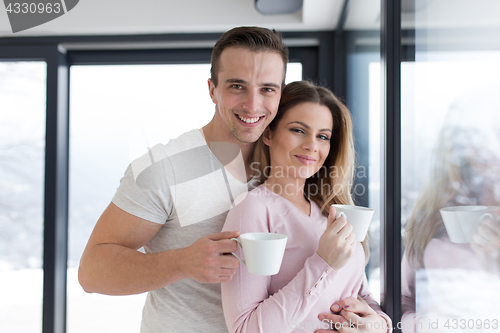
[286,62,302,84]
[68,63,302,332]
[346,0,382,303]
[0,62,46,333]
[367,60,381,302]
[400,1,500,331]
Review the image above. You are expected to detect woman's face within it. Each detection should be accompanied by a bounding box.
[264,102,334,180]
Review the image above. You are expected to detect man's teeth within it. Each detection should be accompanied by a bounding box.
[237,115,261,124]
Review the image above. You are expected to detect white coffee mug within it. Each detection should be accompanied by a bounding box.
[439,207,467,243]
[231,232,287,276]
[440,206,497,243]
[331,204,374,242]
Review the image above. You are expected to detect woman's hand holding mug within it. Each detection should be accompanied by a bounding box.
[317,206,356,271]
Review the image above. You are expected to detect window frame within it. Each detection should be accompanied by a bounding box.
[0,45,70,333]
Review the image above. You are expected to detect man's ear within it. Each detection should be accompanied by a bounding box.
[208,78,217,104]
[262,127,272,147]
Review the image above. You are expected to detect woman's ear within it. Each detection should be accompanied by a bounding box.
[262,127,272,146]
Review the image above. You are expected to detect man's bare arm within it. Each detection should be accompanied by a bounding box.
[78,202,240,295]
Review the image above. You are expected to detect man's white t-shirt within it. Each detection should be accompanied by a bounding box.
[112,129,253,333]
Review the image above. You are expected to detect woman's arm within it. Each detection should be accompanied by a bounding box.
[222,193,361,333]
[222,250,337,333]
[222,194,343,333]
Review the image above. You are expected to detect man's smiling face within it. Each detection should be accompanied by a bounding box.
[208,46,285,144]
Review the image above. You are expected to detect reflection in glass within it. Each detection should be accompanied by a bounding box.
[400,0,500,330]
[402,82,500,332]
[0,62,46,333]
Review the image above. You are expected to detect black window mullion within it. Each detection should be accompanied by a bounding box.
[43,45,70,333]
[380,0,402,329]
[67,48,213,65]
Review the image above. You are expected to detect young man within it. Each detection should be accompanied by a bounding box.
[78,27,288,333]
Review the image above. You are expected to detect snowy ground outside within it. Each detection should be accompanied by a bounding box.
[0,268,147,333]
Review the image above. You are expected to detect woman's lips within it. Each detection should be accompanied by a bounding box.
[294,154,316,165]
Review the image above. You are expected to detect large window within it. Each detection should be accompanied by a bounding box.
[0,62,46,333]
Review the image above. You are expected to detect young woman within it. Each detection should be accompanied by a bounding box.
[221,81,391,333]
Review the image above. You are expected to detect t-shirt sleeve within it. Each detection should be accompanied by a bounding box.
[112,153,174,225]
[221,192,337,333]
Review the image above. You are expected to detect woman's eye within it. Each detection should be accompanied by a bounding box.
[291,128,305,134]
[318,134,330,141]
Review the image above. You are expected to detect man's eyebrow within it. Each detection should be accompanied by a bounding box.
[226,78,248,85]
[225,78,280,89]
[287,121,332,132]
[262,82,281,89]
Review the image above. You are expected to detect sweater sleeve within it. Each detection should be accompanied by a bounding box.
[221,192,337,333]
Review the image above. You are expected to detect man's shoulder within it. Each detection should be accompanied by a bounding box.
[142,129,208,169]
[151,128,205,157]
[128,129,205,185]
[166,128,205,149]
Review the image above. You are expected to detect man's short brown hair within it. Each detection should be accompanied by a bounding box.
[210,26,289,87]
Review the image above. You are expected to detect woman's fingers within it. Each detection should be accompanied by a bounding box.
[332,296,374,315]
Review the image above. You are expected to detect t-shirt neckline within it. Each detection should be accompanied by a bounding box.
[196,128,255,186]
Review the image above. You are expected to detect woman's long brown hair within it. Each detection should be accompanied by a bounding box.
[252,81,369,262]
